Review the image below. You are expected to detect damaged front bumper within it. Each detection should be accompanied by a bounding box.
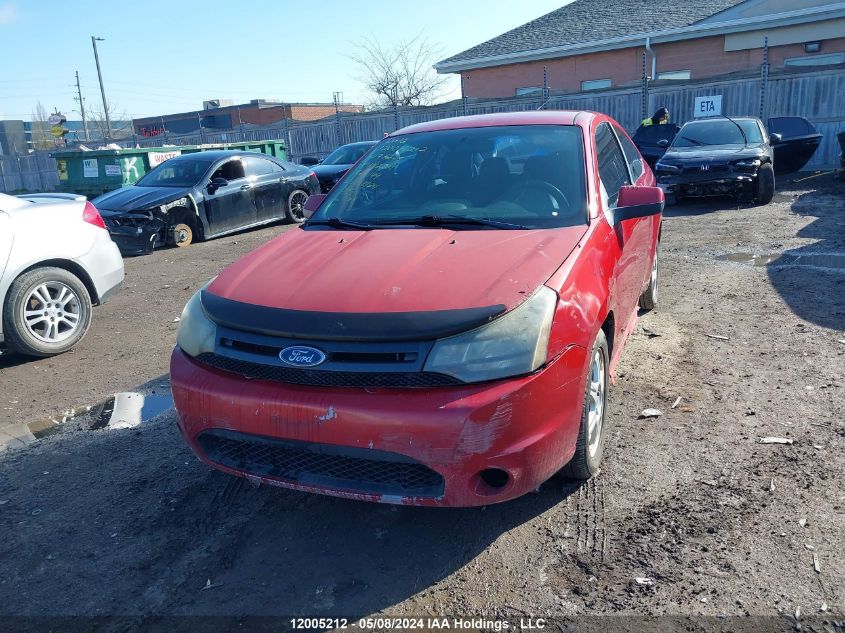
[101,211,166,256]
[657,171,756,197]
[170,345,589,507]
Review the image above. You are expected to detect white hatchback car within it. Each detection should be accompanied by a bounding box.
[0,192,124,357]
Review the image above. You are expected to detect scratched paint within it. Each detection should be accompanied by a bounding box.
[317,406,336,422]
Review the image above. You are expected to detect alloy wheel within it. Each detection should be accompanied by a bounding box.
[22,282,82,343]
[586,348,607,457]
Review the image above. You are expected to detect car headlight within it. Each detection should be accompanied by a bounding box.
[161,197,189,212]
[423,286,557,383]
[176,280,217,357]
[655,162,680,173]
[734,159,761,169]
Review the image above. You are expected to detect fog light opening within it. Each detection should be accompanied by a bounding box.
[479,468,510,489]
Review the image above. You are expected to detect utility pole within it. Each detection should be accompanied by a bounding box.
[91,36,112,139]
[74,71,90,141]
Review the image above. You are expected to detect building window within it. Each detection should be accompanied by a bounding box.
[657,70,691,80]
[804,41,821,53]
[581,79,611,91]
[516,87,543,96]
[784,53,844,67]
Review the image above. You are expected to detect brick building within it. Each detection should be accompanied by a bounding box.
[132,99,364,138]
[436,0,845,97]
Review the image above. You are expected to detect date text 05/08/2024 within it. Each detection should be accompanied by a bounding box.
[289,617,548,630]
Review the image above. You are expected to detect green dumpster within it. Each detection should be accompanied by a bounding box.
[52,141,287,197]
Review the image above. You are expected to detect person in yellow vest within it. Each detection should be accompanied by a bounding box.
[641,107,670,127]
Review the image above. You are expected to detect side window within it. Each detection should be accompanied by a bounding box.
[595,123,631,207]
[212,159,245,182]
[243,156,282,176]
[613,124,644,181]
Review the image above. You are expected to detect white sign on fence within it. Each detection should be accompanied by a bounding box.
[693,95,723,118]
[148,151,181,167]
[83,159,98,178]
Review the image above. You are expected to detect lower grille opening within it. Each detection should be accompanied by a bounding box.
[197,429,444,498]
[195,353,463,388]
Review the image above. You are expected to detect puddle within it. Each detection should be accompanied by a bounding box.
[719,252,845,271]
[0,388,174,452]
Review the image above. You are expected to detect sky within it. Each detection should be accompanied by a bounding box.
[0,0,568,122]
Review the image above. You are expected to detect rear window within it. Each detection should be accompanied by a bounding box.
[313,125,588,229]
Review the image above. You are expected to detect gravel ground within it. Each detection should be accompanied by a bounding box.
[0,177,843,629]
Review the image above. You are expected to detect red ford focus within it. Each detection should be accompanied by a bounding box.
[171,111,662,507]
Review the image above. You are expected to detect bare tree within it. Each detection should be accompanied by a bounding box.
[87,101,133,141]
[30,102,54,150]
[350,34,448,109]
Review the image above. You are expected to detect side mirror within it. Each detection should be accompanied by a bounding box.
[615,185,664,222]
[657,139,670,148]
[208,177,228,193]
[769,133,783,145]
[303,194,326,219]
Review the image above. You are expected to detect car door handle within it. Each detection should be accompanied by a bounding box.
[240,184,252,191]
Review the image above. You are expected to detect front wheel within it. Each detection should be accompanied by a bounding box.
[2,267,93,357]
[754,163,775,205]
[285,189,309,224]
[560,329,609,480]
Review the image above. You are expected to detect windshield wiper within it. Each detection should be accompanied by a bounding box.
[680,136,706,146]
[722,115,748,147]
[373,215,529,230]
[305,217,375,230]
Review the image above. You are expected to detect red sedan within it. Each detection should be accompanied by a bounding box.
[171,111,663,507]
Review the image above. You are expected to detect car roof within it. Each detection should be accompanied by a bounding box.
[683,117,762,125]
[168,150,283,161]
[394,111,592,136]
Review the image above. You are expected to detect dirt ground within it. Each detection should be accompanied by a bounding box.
[0,177,843,630]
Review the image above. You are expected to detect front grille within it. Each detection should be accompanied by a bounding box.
[195,353,463,388]
[197,430,444,497]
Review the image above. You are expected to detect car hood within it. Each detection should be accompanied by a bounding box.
[207,226,587,313]
[661,144,767,163]
[92,185,191,212]
[311,164,352,179]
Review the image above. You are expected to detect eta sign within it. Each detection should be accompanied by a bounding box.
[694,95,723,118]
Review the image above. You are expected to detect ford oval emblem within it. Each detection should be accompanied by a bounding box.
[279,345,327,367]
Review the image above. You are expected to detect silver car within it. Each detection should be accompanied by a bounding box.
[0,192,124,357]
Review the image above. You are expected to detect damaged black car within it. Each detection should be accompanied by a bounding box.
[92,151,320,255]
[654,117,777,205]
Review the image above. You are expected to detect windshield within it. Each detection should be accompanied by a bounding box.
[672,119,763,148]
[311,125,587,230]
[136,158,215,187]
[322,143,375,165]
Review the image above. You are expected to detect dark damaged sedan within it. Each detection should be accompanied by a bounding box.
[311,141,377,193]
[655,117,776,205]
[92,151,320,255]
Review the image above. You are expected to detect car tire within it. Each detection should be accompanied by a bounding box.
[560,328,609,480]
[638,243,659,310]
[285,189,309,224]
[2,267,93,357]
[754,163,775,205]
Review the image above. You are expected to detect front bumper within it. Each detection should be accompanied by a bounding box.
[171,345,588,507]
[657,170,756,196]
[102,213,165,256]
